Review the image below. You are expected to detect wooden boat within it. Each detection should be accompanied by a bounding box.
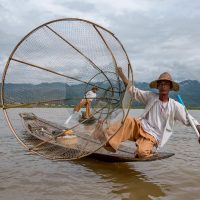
[77,111,97,125]
[78,116,96,125]
[19,112,174,162]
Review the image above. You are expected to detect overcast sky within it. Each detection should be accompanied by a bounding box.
[0,0,200,83]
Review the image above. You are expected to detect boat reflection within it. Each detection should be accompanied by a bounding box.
[73,158,166,200]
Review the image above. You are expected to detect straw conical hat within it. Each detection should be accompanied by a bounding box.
[149,72,179,91]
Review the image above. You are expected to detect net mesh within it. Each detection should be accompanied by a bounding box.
[2,18,133,160]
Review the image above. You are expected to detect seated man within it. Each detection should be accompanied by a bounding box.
[94,67,200,158]
[74,86,98,119]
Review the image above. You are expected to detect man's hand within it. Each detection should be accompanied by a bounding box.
[116,67,124,77]
[197,125,200,143]
[197,125,200,132]
[116,67,129,86]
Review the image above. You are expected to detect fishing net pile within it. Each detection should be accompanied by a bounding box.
[1,19,133,160]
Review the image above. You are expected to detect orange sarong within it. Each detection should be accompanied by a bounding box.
[94,116,157,158]
[74,99,91,118]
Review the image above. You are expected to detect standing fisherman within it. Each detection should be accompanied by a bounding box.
[74,86,98,119]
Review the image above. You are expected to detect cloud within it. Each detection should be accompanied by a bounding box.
[0,0,200,84]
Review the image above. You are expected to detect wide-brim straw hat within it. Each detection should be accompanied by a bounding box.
[149,72,179,91]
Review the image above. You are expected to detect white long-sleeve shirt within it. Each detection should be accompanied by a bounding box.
[129,86,199,147]
[84,90,97,102]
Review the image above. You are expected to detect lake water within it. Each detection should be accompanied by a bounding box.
[0,108,200,200]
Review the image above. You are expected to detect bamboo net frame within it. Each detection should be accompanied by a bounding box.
[1,18,133,160]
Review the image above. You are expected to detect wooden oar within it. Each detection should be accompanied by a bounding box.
[64,113,74,126]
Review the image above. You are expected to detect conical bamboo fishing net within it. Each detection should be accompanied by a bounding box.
[1,18,133,160]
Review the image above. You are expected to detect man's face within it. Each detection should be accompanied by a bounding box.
[92,88,97,93]
[157,80,171,95]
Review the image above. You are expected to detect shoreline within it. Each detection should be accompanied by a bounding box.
[1,105,200,110]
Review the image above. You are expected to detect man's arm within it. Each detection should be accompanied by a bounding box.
[116,66,152,105]
[116,67,129,86]
[175,102,200,143]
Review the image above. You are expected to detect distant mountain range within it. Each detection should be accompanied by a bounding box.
[0,80,199,107]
